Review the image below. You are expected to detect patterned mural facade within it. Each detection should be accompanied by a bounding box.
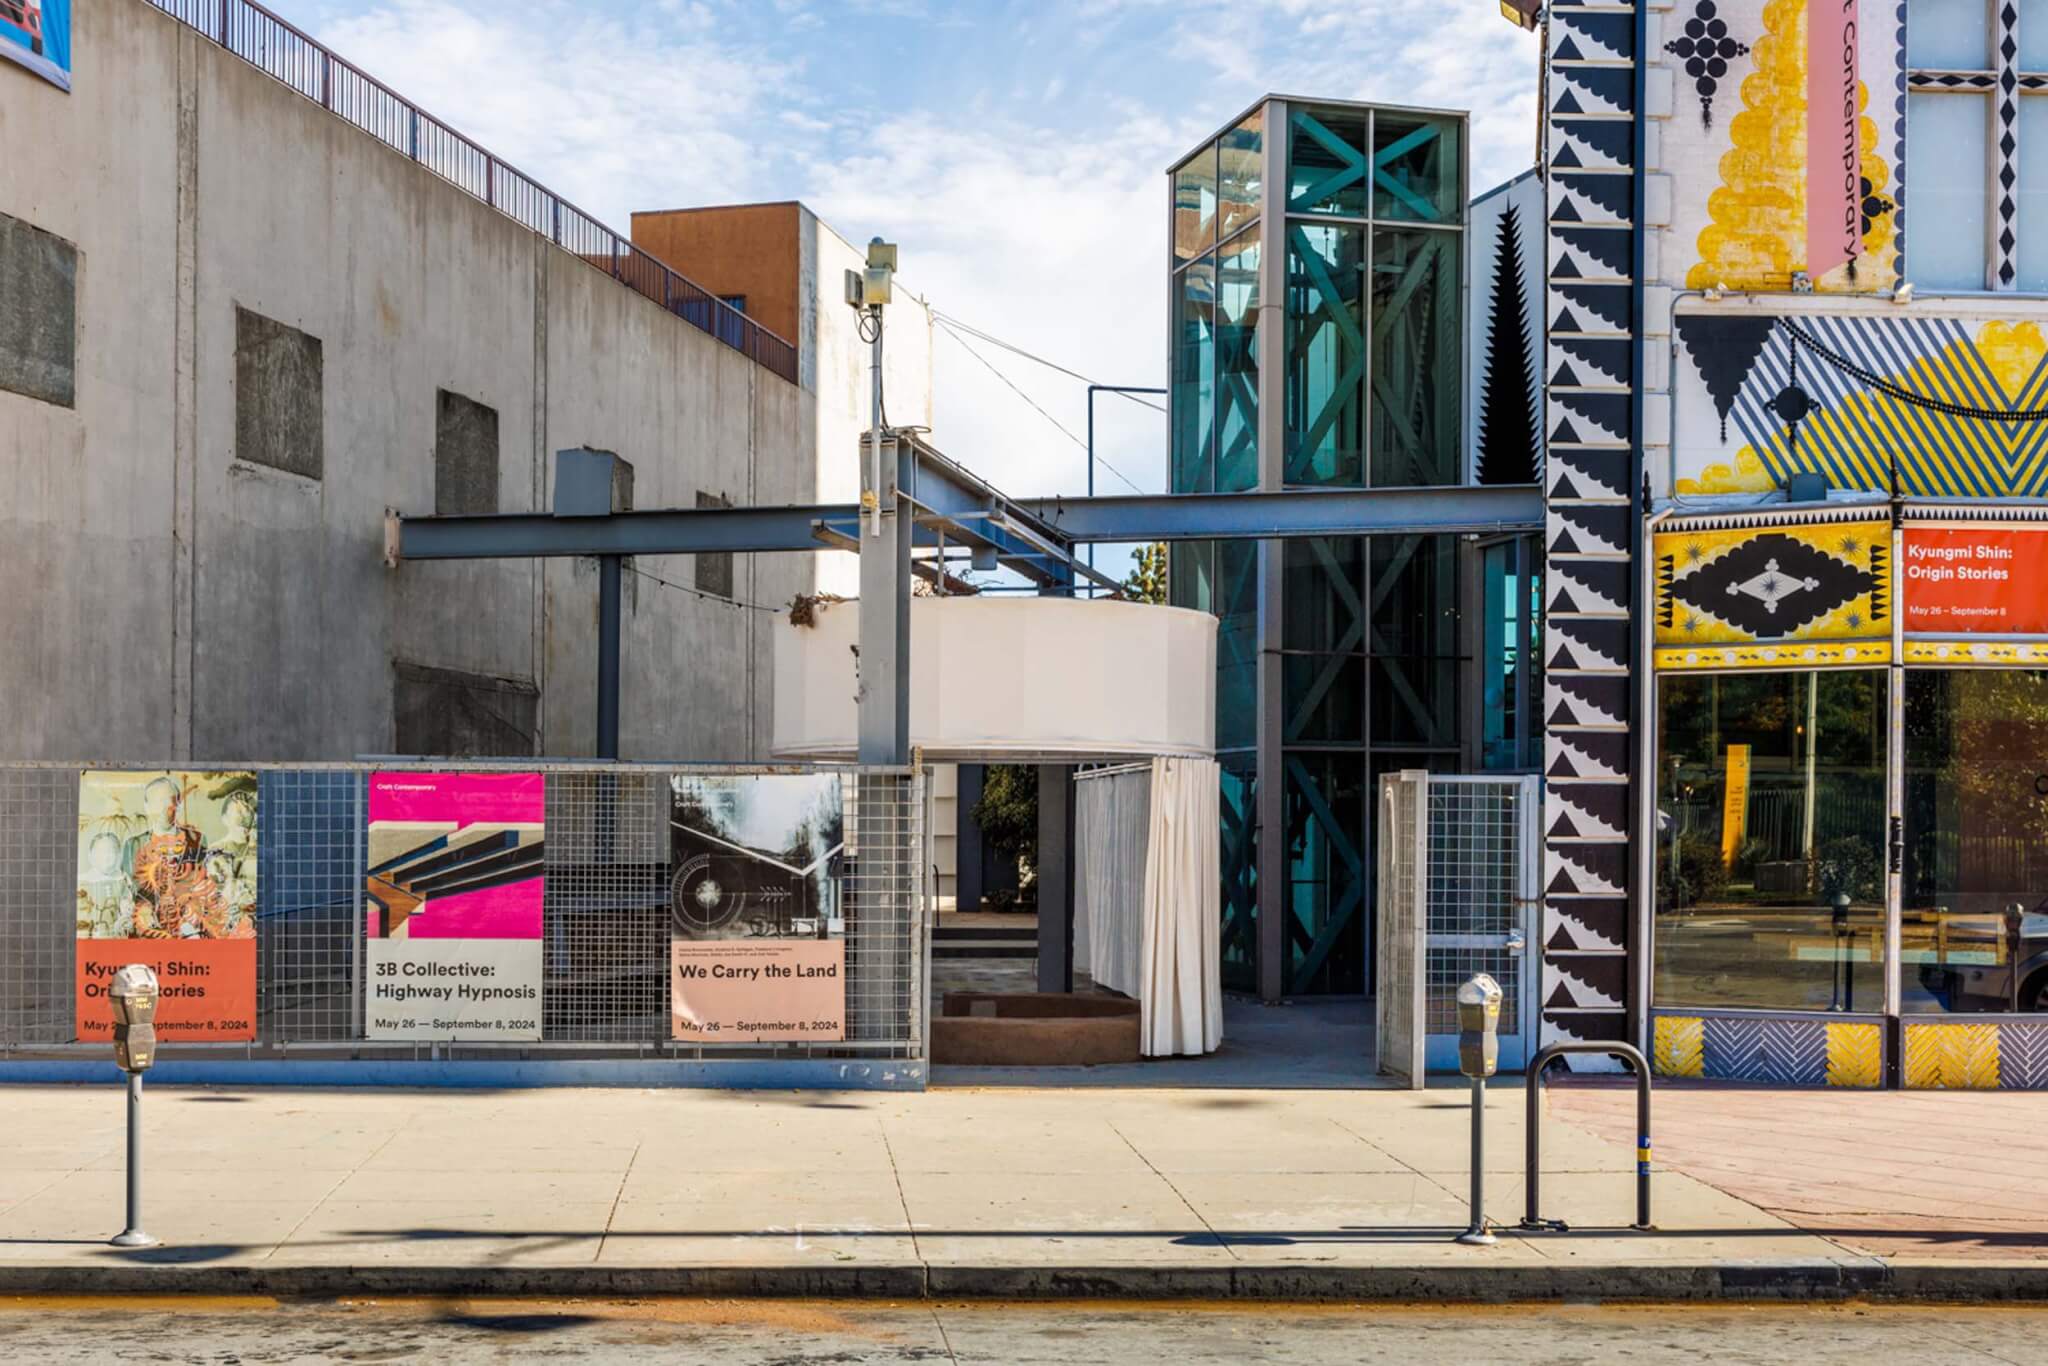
[1543,2,1641,1051]
[1654,1011,2048,1090]
[1652,510,1891,669]
[1630,2,2048,1089]
[1672,308,2048,498]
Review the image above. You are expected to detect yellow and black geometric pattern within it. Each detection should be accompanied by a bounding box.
[1655,516,1890,669]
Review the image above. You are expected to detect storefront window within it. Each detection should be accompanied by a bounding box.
[1655,670,1888,1011]
[1904,669,2048,1014]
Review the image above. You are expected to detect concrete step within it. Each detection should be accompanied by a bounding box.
[934,925,1036,942]
[932,943,1037,960]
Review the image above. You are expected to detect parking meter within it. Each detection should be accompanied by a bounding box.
[109,964,159,1074]
[107,964,160,1248]
[1456,973,1502,1079]
[1454,973,1503,1246]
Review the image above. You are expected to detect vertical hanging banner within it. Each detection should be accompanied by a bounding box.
[669,773,846,1043]
[1719,744,1752,867]
[1806,0,1861,279]
[1,0,70,92]
[76,771,259,1042]
[365,772,544,1040]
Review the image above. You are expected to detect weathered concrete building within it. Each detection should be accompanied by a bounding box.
[0,0,819,762]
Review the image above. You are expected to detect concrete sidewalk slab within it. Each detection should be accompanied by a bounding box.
[0,1082,2039,1301]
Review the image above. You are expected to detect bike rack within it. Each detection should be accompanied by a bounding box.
[1519,1041,1653,1233]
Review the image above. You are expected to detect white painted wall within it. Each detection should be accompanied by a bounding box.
[773,597,1218,761]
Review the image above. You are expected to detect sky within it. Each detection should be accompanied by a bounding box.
[284,0,1541,551]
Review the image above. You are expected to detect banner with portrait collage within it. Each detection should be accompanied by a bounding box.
[75,770,258,1042]
[365,772,544,1041]
[669,773,846,1043]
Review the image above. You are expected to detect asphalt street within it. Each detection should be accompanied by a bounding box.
[0,1296,2042,1364]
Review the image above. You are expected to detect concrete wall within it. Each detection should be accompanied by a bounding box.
[0,0,813,762]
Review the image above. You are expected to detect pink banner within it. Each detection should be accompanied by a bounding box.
[366,771,544,940]
[1807,0,1861,278]
[369,771,543,825]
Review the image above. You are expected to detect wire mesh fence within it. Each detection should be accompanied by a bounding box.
[1423,778,1529,1035]
[0,762,927,1068]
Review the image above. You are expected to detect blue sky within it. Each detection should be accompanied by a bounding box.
[285,0,1539,513]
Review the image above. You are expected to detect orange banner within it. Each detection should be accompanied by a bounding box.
[76,939,256,1042]
[1903,527,2048,637]
[671,940,845,1044]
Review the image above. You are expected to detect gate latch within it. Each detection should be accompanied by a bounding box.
[1505,928,1528,955]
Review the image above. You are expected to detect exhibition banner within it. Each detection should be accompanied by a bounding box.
[1806,0,1860,279]
[670,940,846,1043]
[669,772,846,1043]
[1,0,70,93]
[365,771,544,1041]
[1902,526,2048,638]
[75,770,258,1041]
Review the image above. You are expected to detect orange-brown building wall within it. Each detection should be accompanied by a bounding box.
[629,203,803,349]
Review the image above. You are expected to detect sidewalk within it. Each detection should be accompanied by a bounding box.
[0,1079,2040,1300]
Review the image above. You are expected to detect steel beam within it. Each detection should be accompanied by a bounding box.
[399,505,839,560]
[1019,483,1543,543]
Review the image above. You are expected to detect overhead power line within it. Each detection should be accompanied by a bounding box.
[932,311,1168,414]
[935,319,1147,496]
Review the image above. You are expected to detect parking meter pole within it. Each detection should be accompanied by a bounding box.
[1453,974,1502,1247]
[1458,1074,1493,1246]
[107,962,160,1250]
[112,1073,154,1248]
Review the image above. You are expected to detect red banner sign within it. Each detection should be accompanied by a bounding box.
[1807,0,1861,278]
[1903,526,2048,636]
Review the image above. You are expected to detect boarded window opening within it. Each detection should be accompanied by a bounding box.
[696,490,733,599]
[0,212,77,409]
[235,307,323,479]
[392,661,539,757]
[434,389,500,515]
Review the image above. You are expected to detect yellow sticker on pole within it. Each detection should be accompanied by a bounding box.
[1720,743,1751,868]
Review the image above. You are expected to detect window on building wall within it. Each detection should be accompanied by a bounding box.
[0,212,75,409]
[1654,669,1890,1011]
[235,308,324,479]
[393,662,539,757]
[434,389,500,515]
[1903,669,2048,1014]
[1903,0,2048,290]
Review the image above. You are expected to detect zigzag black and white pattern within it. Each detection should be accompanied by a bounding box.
[1548,560,1632,617]
[1551,171,1634,225]
[1550,9,1634,64]
[1548,446,1633,501]
[1543,2,1639,1058]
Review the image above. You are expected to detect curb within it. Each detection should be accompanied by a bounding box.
[0,1259,2044,1302]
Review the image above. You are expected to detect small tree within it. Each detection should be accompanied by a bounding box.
[972,764,1038,899]
[1123,542,1168,604]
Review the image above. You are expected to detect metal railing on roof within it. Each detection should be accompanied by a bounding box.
[144,0,800,385]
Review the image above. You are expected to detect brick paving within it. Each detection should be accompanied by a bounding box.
[1548,1082,2048,1259]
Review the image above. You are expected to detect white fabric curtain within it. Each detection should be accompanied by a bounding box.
[1139,755,1223,1056]
[1076,767,1148,1000]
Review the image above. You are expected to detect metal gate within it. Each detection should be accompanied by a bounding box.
[1374,771,1539,1085]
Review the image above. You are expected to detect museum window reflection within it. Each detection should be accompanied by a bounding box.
[1654,670,1889,1012]
[1904,669,2048,1014]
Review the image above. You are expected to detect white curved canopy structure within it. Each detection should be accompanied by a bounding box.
[772,597,1216,761]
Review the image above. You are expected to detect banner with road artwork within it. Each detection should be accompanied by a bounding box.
[365,772,544,1041]
[669,773,845,1043]
[75,770,258,1042]
[2,0,70,93]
